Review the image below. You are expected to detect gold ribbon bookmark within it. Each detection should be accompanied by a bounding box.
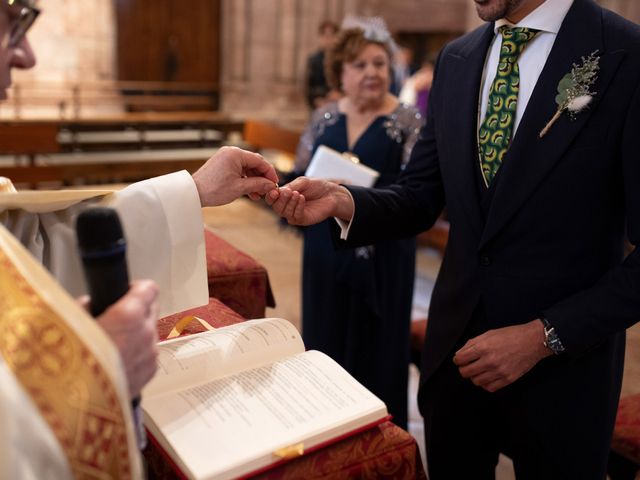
[273,443,305,460]
[167,315,215,339]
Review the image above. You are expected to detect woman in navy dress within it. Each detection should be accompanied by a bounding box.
[291,21,424,429]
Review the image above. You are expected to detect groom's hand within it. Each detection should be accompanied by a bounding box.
[453,319,552,392]
[265,176,354,226]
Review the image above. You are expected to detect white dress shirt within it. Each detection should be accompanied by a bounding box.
[479,0,575,135]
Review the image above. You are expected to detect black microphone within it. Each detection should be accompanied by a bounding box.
[76,207,147,449]
[76,207,129,317]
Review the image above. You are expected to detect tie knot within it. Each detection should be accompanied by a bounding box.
[499,26,539,46]
[498,26,539,59]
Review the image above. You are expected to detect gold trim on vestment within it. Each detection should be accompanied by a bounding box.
[0,246,135,479]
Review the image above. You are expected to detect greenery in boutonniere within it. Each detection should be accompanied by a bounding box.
[539,51,600,138]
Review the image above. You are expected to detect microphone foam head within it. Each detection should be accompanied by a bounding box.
[76,207,125,252]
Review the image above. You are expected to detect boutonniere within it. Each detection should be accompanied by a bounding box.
[539,51,600,138]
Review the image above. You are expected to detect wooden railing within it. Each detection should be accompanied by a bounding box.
[417,217,449,255]
[0,113,244,185]
[243,120,301,156]
[4,80,219,119]
[242,120,303,175]
[0,159,209,185]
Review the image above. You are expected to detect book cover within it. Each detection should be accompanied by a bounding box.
[305,145,380,187]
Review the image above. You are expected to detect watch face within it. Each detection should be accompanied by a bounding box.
[546,331,564,354]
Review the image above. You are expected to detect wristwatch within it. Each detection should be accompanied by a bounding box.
[541,317,565,355]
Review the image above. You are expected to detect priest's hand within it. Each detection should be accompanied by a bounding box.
[96,280,160,399]
[193,146,279,206]
[265,176,355,226]
[453,319,552,392]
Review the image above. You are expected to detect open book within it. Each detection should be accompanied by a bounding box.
[142,318,388,480]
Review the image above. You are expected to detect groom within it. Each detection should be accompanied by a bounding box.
[268,0,640,477]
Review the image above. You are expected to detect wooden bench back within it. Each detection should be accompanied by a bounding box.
[6,80,220,118]
[243,120,300,155]
[0,159,207,185]
[0,123,60,154]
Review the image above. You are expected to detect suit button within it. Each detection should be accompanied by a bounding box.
[480,255,491,266]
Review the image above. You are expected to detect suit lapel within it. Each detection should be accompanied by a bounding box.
[442,24,495,239]
[479,0,625,250]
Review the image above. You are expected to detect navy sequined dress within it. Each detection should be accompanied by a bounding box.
[294,101,424,428]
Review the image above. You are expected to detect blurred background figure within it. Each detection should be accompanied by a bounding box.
[399,58,434,118]
[290,16,424,430]
[164,35,180,82]
[305,20,340,110]
[391,44,413,96]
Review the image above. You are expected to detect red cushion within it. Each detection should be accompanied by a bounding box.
[145,421,426,480]
[612,393,640,464]
[204,229,275,319]
[253,421,426,479]
[157,297,245,340]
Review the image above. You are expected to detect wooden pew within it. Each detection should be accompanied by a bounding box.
[0,122,60,165]
[0,113,245,185]
[243,120,301,156]
[0,158,207,185]
[3,112,242,133]
[411,216,450,368]
[417,217,449,255]
[243,120,302,176]
[56,113,243,151]
[6,80,220,118]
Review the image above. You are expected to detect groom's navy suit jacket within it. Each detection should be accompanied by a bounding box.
[342,0,640,433]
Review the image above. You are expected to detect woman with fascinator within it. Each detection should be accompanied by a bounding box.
[290,16,424,429]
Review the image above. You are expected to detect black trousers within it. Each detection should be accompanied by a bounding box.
[419,332,624,480]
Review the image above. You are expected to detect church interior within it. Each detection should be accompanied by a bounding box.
[2,0,640,478]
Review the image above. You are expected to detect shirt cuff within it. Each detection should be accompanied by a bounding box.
[108,170,208,317]
[333,188,355,240]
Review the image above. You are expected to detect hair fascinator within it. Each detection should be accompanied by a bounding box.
[341,14,398,55]
[9,0,38,7]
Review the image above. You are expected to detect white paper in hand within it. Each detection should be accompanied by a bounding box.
[305,145,380,187]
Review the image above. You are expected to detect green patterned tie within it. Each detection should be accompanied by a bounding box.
[478,26,539,186]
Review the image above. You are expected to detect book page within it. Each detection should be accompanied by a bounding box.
[143,350,387,480]
[143,318,304,398]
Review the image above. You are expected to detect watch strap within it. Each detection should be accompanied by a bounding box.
[541,317,565,355]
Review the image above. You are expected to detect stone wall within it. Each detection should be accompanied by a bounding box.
[219,0,468,123]
[223,0,640,122]
[2,0,116,118]
[466,0,640,27]
[11,0,115,84]
[5,0,639,120]
[220,0,356,123]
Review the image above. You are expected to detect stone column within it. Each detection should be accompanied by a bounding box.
[219,0,468,124]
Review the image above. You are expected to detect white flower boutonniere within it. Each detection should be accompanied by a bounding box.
[539,51,600,138]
